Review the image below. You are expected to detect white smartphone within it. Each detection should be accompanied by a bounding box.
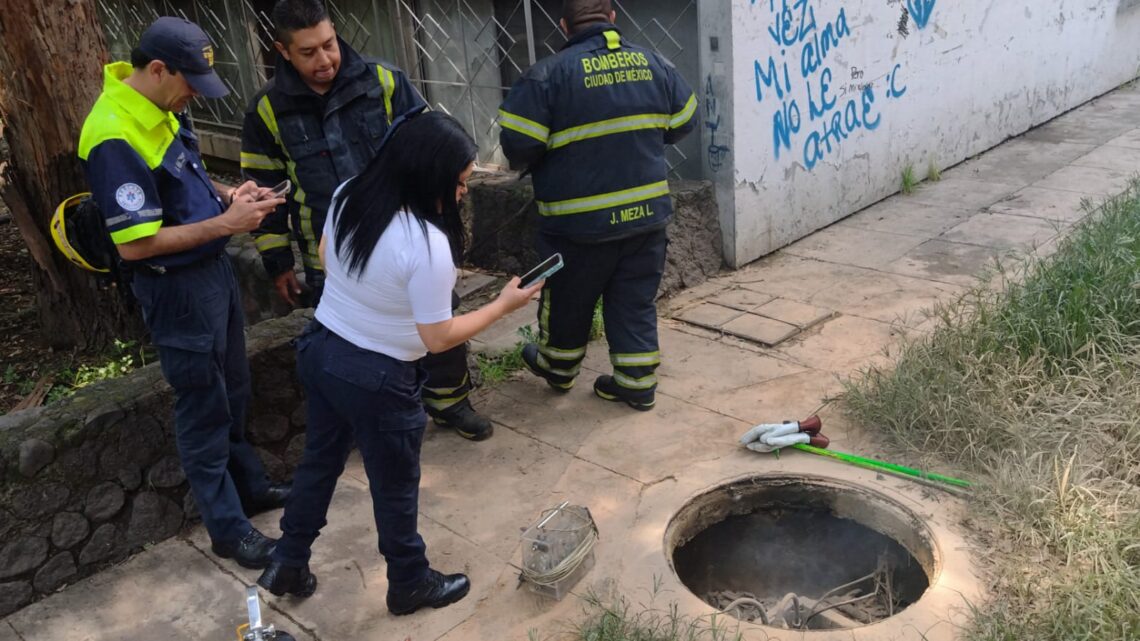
[519,253,564,288]
[261,179,291,200]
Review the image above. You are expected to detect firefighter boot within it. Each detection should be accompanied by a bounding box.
[593,375,655,411]
[432,399,493,441]
[521,343,575,393]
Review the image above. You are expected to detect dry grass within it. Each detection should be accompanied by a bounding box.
[843,183,1140,641]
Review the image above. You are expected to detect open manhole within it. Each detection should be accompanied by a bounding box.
[665,475,936,630]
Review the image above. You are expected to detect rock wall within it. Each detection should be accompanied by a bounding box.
[0,311,311,616]
[462,175,724,299]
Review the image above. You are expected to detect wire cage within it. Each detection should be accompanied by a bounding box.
[520,501,598,600]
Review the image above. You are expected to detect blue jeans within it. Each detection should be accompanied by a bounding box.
[132,254,269,544]
[275,321,430,588]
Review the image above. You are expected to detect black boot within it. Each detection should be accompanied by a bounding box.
[258,561,318,598]
[432,400,493,441]
[386,569,470,616]
[244,482,292,515]
[211,528,276,569]
[593,375,655,411]
[521,343,575,393]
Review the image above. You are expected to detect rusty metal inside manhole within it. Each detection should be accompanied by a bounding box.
[666,475,936,630]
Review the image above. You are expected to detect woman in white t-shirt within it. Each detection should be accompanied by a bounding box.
[256,111,541,615]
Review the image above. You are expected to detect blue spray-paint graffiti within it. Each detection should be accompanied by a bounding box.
[705,74,731,171]
[906,0,936,29]
[752,0,910,171]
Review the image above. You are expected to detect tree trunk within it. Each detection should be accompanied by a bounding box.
[0,1,145,351]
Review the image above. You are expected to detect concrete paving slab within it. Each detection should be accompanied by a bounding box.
[705,287,775,311]
[0,622,19,641]
[905,176,1021,211]
[783,226,927,271]
[455,269,498,299]
[419,423,575,560]
[687,366,846,428]
[774,315,903,373]
[754,298,835,330]
[575,394,747,484]
[3,538,302,641]
[733,253,869,302]
[1105,127,1140,150]
[1031,163,1134,198]
[656,325,807,400]
[720,313,799,346]
[674,302,745,328]
[834,197,974,238]
[807,269,964,328]
[1070,143,1140,174]
[986,186,1099,223]
[951,139,1096,185]
[939,211,1063,250]
[1022,106,1138,145]
[885,239,1015,286]
[474,385,608,453]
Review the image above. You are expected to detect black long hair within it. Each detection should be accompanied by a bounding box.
[331,111,477,278]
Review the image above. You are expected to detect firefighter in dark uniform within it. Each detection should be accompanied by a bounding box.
[499,0,697,410]
[241,0,494,440]
[78,17,290,569]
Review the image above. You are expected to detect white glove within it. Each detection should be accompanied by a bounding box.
[739,422,810,453]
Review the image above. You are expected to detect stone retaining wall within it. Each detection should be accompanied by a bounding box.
[0,311,311,616]
[462,175,724,299]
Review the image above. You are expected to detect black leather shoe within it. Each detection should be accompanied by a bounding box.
[211,528,276,569]
[432,400,493,441]
[521,343,574,393]
[593,375,655,411]
[258,561,318,598]
[245,482,293,514]
[386,569,470,616]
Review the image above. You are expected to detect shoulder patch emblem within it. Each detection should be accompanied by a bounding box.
[115,183,146,212]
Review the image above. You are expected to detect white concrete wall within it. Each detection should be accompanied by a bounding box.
[720,0,1140,267]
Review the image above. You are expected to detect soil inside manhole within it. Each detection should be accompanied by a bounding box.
[672,507,930,629]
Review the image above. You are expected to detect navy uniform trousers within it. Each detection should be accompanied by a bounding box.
[533,228,668,398]
[131,254,270,545]
[274,320,430,589]
[311,283,469,418]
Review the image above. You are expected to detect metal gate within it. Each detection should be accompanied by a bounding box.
[93,0,698,176]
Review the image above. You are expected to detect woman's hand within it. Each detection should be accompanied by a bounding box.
[497,276,543,314]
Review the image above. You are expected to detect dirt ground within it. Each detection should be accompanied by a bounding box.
[0,202,106,414]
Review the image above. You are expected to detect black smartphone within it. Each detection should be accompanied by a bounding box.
[519,253,564,288]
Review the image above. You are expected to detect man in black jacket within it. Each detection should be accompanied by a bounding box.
[242,0,493,440]
[499,0,697,411]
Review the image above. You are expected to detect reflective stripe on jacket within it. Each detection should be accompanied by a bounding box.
[498,24,697,242]
[241,38,426,277]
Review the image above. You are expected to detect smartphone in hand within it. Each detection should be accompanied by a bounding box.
[519,253,563,288]
[260,179,291,200]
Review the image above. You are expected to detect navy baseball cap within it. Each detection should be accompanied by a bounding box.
[138,17,229,98]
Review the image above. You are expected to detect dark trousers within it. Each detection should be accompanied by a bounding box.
[533,228,668,398]
[276,321,430,588]
[312,280,469,417]
[132,255,269,544]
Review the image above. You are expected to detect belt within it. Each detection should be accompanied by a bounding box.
[134,251,224,276]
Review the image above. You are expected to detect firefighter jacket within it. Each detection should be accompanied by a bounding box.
[241,38,426,277]
[498,24,697,242]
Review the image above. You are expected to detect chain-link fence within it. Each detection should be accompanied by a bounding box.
[94,0,699,176]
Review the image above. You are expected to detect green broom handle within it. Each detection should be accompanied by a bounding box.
[792,444,972,489]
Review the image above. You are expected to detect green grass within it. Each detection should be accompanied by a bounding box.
[927,159,942,182]
[529,590,745,641]
[843,182,1140,641]
[901,164,918,194]
[474,299,605,386]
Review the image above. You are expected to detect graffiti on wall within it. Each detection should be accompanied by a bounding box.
[705,74,732,171]
[906,0,936,29]
[752,0,909,171]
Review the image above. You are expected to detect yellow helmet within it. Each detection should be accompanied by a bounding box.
[50,192,110,273]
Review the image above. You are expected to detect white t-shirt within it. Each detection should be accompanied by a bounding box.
[315,192,456,362]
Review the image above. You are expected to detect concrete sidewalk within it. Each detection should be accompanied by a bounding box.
[4,82,1139,641]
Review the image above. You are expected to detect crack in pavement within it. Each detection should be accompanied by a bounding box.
[6,621,28,641]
